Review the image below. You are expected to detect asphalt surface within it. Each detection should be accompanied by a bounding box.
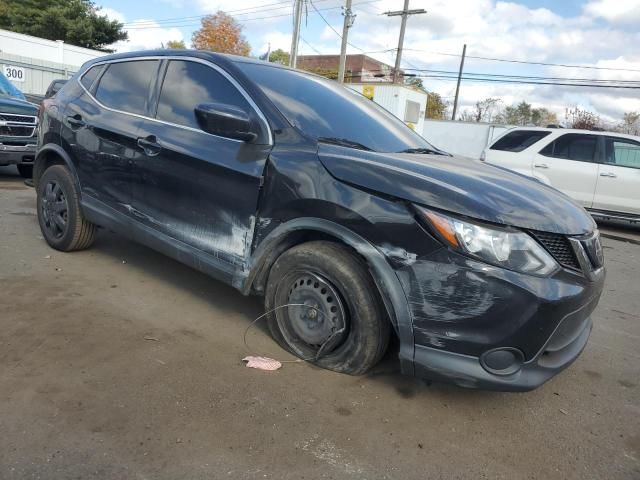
[1,165,639,480]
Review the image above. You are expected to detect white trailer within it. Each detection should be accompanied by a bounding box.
[347,83,428,134]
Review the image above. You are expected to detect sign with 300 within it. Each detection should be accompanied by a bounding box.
[3,65,25,82]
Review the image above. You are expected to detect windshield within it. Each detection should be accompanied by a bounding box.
[0,73,26,100]
[236,62,438,153]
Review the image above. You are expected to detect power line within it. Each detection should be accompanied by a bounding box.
[308,0,366,52]
[401,48,640,73]
[410,74,640,89]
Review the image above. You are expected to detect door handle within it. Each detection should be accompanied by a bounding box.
[66,115,85,128]
[137,136,161,157]
[599,172,617,178]
[533,163,549,169]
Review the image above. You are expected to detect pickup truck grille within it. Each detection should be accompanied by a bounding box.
[0,112,37,138]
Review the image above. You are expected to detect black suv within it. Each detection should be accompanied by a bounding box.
[35,50,605,391]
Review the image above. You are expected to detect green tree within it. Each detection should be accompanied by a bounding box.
[425,92,448,119]
[0,0,127,52]
[268,48,290,65]
[405,77,426,91]
[166,39,186,49]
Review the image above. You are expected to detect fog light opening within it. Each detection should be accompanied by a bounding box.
[480,348,524,376]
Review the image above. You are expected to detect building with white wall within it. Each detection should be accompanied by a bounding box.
[347,83,428,134]
[0,29,105,95]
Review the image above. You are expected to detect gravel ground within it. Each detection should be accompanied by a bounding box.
[1,166,639,480]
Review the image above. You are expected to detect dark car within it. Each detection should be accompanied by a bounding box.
[34,50,605,391]
[0,71,38,178]
[45,79,67,99]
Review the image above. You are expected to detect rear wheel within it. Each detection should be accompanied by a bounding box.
[17,164,33,179]
[37,165,97,251]
[265,241,390,375]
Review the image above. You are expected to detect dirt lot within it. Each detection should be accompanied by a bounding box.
[1,166,639,480]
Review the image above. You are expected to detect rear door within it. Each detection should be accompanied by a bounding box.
[593,136,640,215]
[132,58,272,266]
[484,130,552,176]
[64,59,159,217]
[531,133,599,208]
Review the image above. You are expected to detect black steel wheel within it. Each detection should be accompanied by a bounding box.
[37,165,97,251]
[40,179,69,240]
[265,241,390,375]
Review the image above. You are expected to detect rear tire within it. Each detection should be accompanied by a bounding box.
[17,164,33,179]
[37,165,97,251]
[265,241,390,375]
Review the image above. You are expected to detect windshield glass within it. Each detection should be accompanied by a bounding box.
[236,62,438,153]
[0,73,26,100]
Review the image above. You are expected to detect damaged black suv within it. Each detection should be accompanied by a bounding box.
[35,51,605,391]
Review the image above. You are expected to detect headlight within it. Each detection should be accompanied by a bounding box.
[417,207,558,276]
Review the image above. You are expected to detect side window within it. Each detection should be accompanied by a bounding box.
[80,65,102,90]
[156,60,251,130]
[490,130,551,152]
[404,100,420,124]
[605,137,640,169]
[94,60,159,116]
[540,133,597,162]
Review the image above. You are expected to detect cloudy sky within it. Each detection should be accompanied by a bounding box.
[100,0,640,123]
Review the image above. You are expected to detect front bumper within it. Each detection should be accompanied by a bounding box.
[0,141,36,166]
[395,248,605,391]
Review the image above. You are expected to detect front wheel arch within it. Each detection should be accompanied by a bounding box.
[245,218,416,375]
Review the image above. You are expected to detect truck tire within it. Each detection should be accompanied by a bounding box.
[265,241,390,375]
[37,164,96,251]
[17,164,33,179]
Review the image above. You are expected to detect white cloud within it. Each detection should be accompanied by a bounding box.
[101,8,185,52]
[584,0,640,25]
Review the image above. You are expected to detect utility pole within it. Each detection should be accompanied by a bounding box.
[289,0,304,68]
[451,43,467,121]
[385,0,426,83]
[338,0,355,83]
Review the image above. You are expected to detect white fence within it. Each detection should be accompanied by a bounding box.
[422,119,514,159]
[0,29,105,95]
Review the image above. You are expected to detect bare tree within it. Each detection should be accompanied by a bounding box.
[618,111,640,136]
[565,107,602,130]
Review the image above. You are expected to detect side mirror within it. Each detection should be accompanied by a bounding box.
[194,103,257,142]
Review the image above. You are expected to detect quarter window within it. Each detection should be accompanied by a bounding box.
[80,66,101,90]
[540,133,597,162]
[156,60,251,130]
[605,137,640,169]
[490,130,551,152]
[94,60,158,116]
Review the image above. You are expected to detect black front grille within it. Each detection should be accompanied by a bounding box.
[0,113,35,124]
[532,231,580,270]
[0,125,35,137]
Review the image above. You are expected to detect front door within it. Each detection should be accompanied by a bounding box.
[531,133,599,208]
[133,58,271,268]
[593,136,640,215]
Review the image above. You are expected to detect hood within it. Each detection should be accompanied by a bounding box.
[0,95,38,115]
[318,144,596,235]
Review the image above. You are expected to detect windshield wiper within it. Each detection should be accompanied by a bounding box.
[398,147,451,156]
[318,137,373,151]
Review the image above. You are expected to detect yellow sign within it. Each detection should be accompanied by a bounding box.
[363,85,375,100]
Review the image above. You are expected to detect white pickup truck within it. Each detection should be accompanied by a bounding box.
[482,127,640,222]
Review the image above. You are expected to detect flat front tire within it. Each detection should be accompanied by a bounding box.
[265,241,390,375]
[37,165,96,251]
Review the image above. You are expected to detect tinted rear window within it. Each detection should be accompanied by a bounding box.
[540,133,597,162]
[95,60,158,116]
[490,130,551,152]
